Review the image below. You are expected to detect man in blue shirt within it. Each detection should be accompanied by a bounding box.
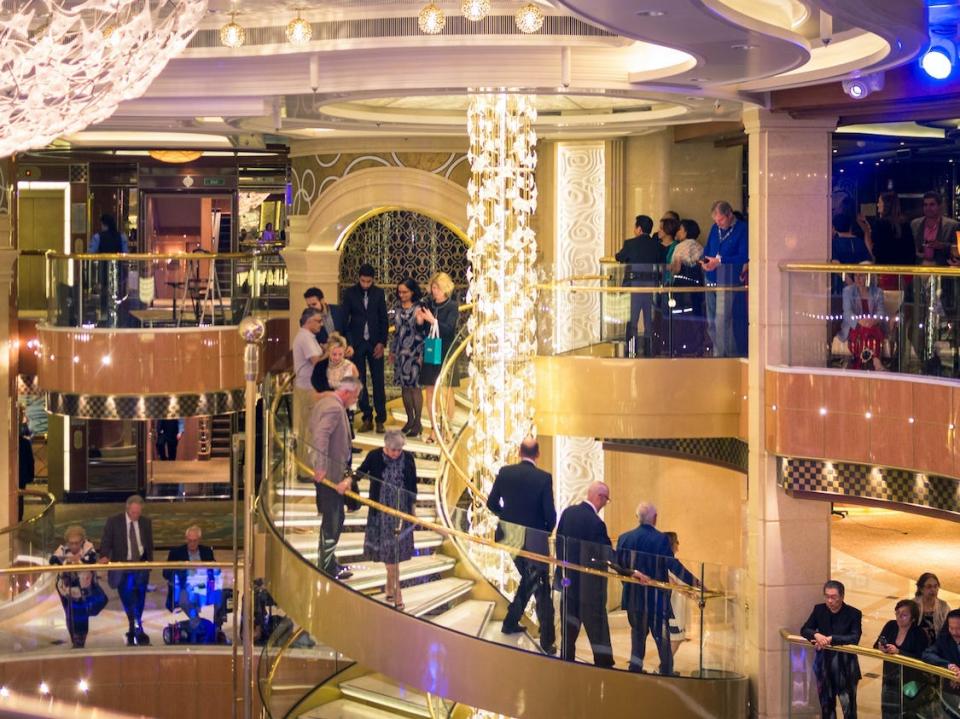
[702,201,748,357]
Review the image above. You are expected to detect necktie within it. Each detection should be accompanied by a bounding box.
[128,521,139,560]
[363,290,370,341]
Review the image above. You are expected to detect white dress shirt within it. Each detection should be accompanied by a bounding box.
[126,515,143,560]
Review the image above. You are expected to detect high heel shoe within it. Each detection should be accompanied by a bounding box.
[403,423,422,437]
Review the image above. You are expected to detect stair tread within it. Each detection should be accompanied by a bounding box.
[388,408,467,432]
[275,483,435,502]
[338,675,429,716]
[353,432,440,458]
[301,698,408,719]
[288,531,443,559]
[343,555,455,591]
[370,577,474,616]
[430,599,495,637]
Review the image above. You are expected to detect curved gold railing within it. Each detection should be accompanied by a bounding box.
[781,261,960,276]
[0,490,56,537]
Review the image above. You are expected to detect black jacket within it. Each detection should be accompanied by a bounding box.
[554,501,612,602]
[100,512,154,588]
[615,234,660,265]
[923,631,960,668]
[487,460,556,555]
[801,602,863,682]
[163,543,216,612]
[342,284,388,347]
[423,297,459,360]
[315,303,346,345]
[875,620,929,686]
[357,449,418,513]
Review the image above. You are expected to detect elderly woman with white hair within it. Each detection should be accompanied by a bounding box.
[660,238,708,357]
[50,525,103,648]
[360,429,418,610]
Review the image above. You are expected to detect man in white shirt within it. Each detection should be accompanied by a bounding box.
[293,307,326,470]
[99,495,154,645]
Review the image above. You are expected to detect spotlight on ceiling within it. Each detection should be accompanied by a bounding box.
[921,35,956,80]
[841,72,884,100]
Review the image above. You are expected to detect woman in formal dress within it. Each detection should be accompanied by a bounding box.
[391,278,425,437]
[915,572,950,643]
[838,273,886,370]
[50,525,100,648]
[874,599,929,717]
[360,430,418,610]
[417,272,459,443]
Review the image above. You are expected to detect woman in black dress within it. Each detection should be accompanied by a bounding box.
[360,430,418,610]
[874,599,929,718]
[391,278,425,437]
[416,271,459,443]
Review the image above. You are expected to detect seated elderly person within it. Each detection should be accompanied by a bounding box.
[50,525,102,648]
[836,273,886,371]
[163,525,216,628]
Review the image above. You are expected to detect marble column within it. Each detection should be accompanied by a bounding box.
[742,108,837,717]
[0,157,16,527]
[281,222,341,341]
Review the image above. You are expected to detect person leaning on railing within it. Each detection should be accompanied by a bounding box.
[49,525,102,649]
[874,599,929,717]
[922,608,960,680]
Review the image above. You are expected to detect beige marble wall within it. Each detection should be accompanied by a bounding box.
[743,109,836,718]
[0,157,14,526]
[620,130,672,239]
[670,140,744,232]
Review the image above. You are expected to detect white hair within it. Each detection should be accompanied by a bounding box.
[185,525,202,539]
[635,501,657,525]
[383,429,406,451]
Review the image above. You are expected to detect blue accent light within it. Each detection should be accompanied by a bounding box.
[921,46,954,79]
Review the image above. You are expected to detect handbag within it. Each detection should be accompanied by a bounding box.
[84,581,108,616]
[424,321,442,366]
[344,472,362,512]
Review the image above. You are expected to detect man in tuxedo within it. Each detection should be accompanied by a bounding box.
[487,437,557,654]
[163,525,216,620]
[617,502,698,675]
[303,287,347,347]
[555,481,615,667]
[800,580,863,718]
[341,264,388,433]
[615,215,659,357]
[99,495,154,645]
[312,376,362,579]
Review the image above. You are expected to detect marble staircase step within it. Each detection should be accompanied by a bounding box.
[343,555,456,592]
[338,674,433,718]
[302,698,409,719]
[430,599,495,638]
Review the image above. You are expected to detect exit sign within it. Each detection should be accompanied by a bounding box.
[203,177,226,186]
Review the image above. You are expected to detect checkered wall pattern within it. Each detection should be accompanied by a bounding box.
[603,437,749,473]
[779,457,960,514]
[47,390,245,419]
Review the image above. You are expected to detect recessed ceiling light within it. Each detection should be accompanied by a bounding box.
[636,10,666,17]
[731,43,758,50]
[685,96,705,101]
[689,77,709,83]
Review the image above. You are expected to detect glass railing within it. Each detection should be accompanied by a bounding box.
[782,627,960,717]
[43,250,287,329]
[0,489,56,605]
[783,263,960,379]
[263,378,743,679]
[537,262,748,358]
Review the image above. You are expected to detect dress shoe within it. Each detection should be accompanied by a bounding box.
[500,622,524,635]
[335,567,354,581]
[359,418,373,433]
[375,421,386,434]
[403,423,422,437]
[125,631,136,646]
[540,642,557,656]
[135,629,150,645]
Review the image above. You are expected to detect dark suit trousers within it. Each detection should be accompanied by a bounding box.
[352,340,386,422]
[156,437,178,461]
[560,585,614,667]
[117,570,149,628]
[61,596,89,643]
[627,609,672,674]
[316,484,345,575]
[625,282,653,357]
[505,556,554,648]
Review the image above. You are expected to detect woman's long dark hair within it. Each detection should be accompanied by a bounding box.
[395,277,422,304]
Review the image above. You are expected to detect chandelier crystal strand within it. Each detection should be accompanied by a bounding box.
[465,93,538,595]
[0,0,207,158]
[515,3,544,33]
[461,0,491,22]
[220,12,246,47]
[418,3,445,34]
[286,12,312,45]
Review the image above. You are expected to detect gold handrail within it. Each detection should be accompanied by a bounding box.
[42,251,275,260]
[536,283,748,294]
[0,489,56,536]
[779,628,956,681]
[0,560,234,576]
[781,262,960,277]
[265,377,723,599]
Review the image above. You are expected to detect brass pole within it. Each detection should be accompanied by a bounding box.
[239,316,265,718]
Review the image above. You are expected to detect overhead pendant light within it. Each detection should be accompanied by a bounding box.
[515,3,544,33]
[149,150,203,163]
[418,3,446,34]
[461,0,491,22]
[286,11,312,45]
[220,12,246,48]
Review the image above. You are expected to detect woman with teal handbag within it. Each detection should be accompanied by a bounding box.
[875,599,931,718]
[417,272,459,444]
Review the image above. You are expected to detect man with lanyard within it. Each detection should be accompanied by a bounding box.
[702,201,748,357]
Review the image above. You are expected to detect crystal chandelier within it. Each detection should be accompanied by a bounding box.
[0,0,207,159]
[515,3,544,33]
[220,12,245,47]
[286,12,312,45]
[418,3,446,34]
[461,0,491,22]
[465,94,538,593]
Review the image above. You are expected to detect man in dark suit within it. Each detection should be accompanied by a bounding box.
[923,609,960,678]
[163,525,216,616]
[487,437,557,653]
[155,418,182,461]
[615,214,659,357]
[99,495,154,645]
[341,264,389,433]
[554,481,615,667]
[616,501,698,675]
[800,580,863,718]
[304,287,347,346]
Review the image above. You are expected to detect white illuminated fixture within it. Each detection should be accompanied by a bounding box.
[77,679,89,693]
[286,12,313,45]
[921,34,956,80]
[841,72,884,100]
[515,3,544,33]
[220,12,246,48]
[0,0,206,158]
[38,683,49,696]
[418,3,446,34]
[462,0,490,21]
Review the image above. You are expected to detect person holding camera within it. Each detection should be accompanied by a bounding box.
[874,599,928,718]
[50,525,102,648]
[839,273,886,371]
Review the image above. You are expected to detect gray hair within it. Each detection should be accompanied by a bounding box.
[185,525,202,539]
[126,494,145,508]
[64,525,86,542]
[383,429,406,451]
[299,307,321,327]
[670,239,704,272]
[635,501,657,525]
[710,200,734,216]
[337,376,362,393]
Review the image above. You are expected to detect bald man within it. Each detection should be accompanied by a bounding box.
[554,481,615,667]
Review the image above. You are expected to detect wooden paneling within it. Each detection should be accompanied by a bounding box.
[18,190,64,311]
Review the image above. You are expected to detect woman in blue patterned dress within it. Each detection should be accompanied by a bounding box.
[391,278,425,437]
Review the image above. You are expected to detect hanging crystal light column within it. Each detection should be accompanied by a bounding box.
[465,93,539,498]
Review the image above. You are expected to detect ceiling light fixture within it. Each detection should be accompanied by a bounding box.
[461,0,490,22]
[286,11,313,45]
[0,0,206,160]
[220,12,246,48]
[636,10,665,17]
[515,3,544,33]
[921,36,956,80]
[149,150,203,163]
[841,72,884,100]
[418,3,446,34]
